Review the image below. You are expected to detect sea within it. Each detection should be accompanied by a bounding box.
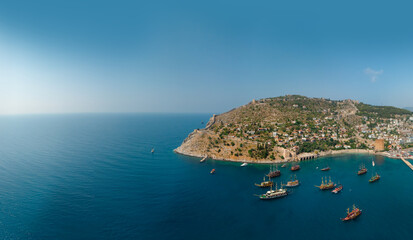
[0,113,412,239]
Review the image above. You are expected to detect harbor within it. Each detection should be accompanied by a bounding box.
[181,152,413,239]
[198,149,413,227]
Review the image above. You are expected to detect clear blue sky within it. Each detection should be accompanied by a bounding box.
[1,0,413,114]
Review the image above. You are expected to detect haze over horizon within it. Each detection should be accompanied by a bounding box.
[2,0,413,115]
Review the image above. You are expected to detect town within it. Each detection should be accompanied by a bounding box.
[176,95,413,162]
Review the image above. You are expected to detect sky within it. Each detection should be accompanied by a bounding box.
[1,0,413,114]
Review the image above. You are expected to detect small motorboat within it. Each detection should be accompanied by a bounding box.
[200,156,207,163]
[210,169,216,174]
[281,164,287,168]
[321,166,330,171]
[241,163,248,167]
[332,184,343,194]
[291,165,300,171]
[151,148,155,153]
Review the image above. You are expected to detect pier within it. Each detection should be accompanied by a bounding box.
[297,153,317,161]
[400,157,413,171]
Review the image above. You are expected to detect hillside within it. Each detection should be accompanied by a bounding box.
[175,95,413,162]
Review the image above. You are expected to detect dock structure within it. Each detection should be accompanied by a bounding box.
[401,157,413,171]
[297,153,317,161]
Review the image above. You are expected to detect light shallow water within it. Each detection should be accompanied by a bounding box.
[0,113,412,239]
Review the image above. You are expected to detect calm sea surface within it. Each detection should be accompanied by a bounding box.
[0,114,412,239]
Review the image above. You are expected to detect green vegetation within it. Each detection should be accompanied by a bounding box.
[192,95,413,158]
[297,139,340,154]
[248,143,270,159]
[356,103,412,118]
[401,143,413,149]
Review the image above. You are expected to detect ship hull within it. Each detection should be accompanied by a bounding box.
[286,181,300,187]
[291,166,300,171]
[267,171,281,178]
[315,184,336,190]
[369,178,380,183]
[332,186,343,194]
[255,183,273,188]
[285,184,299,188]
[259,193,288,200]
[342,210,362,221]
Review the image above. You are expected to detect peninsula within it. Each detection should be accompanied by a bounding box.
[175,95,413,163]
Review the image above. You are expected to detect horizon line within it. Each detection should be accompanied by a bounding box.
[0,111,215,116]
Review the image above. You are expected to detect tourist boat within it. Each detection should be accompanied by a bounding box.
[258,183,288,200]
[341,205,362,221]
[357,164,368,175]
[281,164,286,168]
[267,165,281,178]
[200,156,207,163]
[321,166,330,171]
[241,163,248,167]
[285,175,300,187]
[315,177,336,190]
[332,184,343,194]
[255,176,273,188]
[210,169,216,174]
[369,173,380,183]
[291,165,300,171]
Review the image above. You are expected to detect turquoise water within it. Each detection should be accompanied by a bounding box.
[0,114,412,239]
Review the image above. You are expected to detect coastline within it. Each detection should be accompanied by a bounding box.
[173,147,412,164]
[318,149,375,157]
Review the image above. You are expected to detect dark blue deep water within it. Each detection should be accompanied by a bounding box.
[0,114,412,239]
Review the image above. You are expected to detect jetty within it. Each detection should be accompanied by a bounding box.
[401,157,413,171]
